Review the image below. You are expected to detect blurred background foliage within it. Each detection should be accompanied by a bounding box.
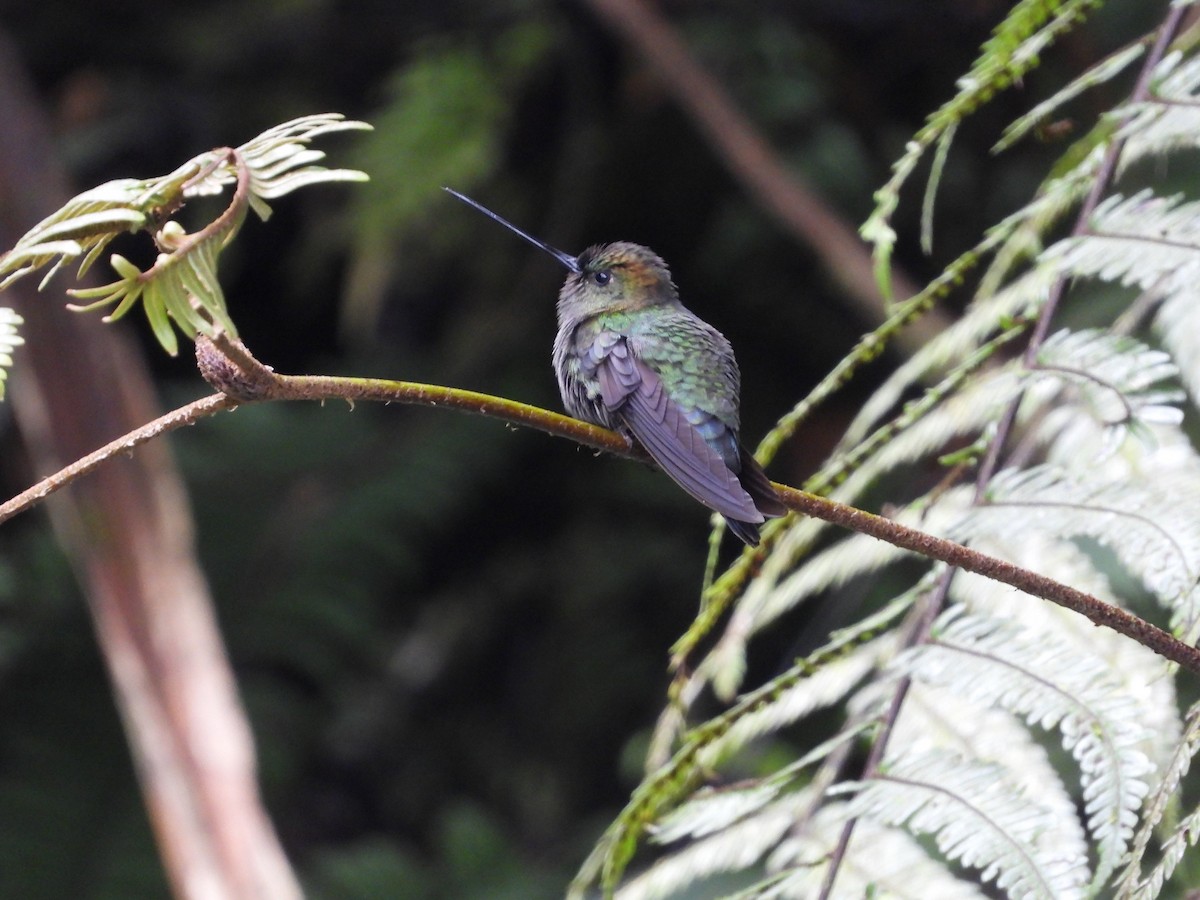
[0,1,1165,896]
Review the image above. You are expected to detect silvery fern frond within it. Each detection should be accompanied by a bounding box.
[891,683,1090,878]
[616,790,818,900]
[0,308,23,400]
[1030,330,1183,450]
[996,42,1146,152]
[839,265,1054,448]
[968,464,1200,632]
[1119,51,1200,163]
[766,809,993,900]
[942,541,1180,773]
[0,114,370,355]
[838,748,1087,900]
[1044,191,1200,296]
[1136,804,1200,900]
[1117,700,1200,898]
[895,608,1154,887]
[695,637,893,767]
[1155,284,1200,405]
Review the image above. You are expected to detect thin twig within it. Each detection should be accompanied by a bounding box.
[0,393,236,527]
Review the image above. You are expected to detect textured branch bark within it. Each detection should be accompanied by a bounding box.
[0,32,299,900]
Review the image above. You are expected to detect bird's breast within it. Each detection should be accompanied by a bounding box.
[553,321,620,429]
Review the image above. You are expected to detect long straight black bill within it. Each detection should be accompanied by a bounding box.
[443,187,581,274]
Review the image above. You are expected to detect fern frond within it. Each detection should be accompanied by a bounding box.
[996,41,1147,152]
[1132,797,1200,900]
[615,790,816,900]
[897,608,1154,887]
[704,536,942,704]
[831,370,1023,507]
[0,114,369,355]
[943,540,1180,770]
[1155,284,1200,405]
[696,637,893,766]
[1119,51,1200,163]
[862,0,1101,288]
[840,748,1088,900]
[812,323,1029,497]
[970,464,1200,631]
[0,182,150,291]
[1132,801,1200,897]
[1116,700,1200,898]
[0,308,23,400]
[978,48,1200,298]
[767,808,993,900]
[839,264,1053,449]
[727,529,914,646]
[1046,190,1200,294]
[1030,329,1184,452]
[622,724,894,899]
[894,683,1090,878]
[975,140,1107,299]
[232,113,372,215]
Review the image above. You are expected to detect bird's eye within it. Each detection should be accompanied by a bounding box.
[593,270,612,286]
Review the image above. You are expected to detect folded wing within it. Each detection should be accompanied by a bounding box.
[593,338,765,523]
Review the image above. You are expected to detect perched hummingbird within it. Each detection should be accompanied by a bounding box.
[445,188,787,545]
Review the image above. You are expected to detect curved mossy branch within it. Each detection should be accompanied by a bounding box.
[2,333,1196,684]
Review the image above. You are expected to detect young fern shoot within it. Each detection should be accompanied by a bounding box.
[0,114,370,355]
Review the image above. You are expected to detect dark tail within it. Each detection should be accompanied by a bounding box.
[725,516,764,546]
[726,446,787,545]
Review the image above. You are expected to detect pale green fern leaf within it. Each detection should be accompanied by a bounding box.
[0,182,149,291]
[1030,329,1184,453]
[615,790,816,900]
[0,115,369,355]
[1131,798,1200,900]
[833,369,1024,506]
[1045,191,1200,293]
[696,637,893,769]
[996,41,1146,152]
[840,265,1053,448]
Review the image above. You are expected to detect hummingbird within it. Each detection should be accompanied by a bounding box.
[445,188,787,545]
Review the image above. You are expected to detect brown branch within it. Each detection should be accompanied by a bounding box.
[581,0,951,352]
[7,335,1197,678]
[0,393,236,527]
[775,484,1200,672]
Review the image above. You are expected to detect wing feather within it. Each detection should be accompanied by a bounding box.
[596,340,763,523]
